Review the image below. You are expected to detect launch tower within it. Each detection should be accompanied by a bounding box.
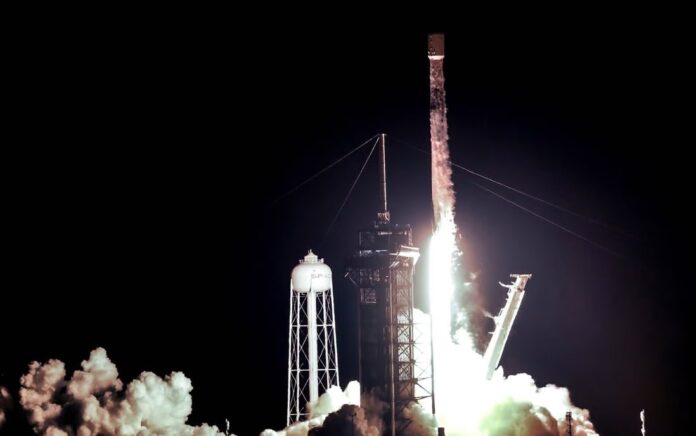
[346,134,432,435]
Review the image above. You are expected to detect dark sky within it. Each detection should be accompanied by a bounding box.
[3,19,690,435]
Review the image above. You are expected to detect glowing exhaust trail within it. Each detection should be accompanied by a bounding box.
[428,34,454,223]
[428,33,466,431]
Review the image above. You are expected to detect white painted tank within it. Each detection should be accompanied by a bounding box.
[291,250,332,293]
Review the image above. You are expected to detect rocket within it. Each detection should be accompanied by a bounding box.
[428,33,445,59]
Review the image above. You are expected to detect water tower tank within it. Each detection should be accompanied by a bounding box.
[291,250,332,293]
[287,249,340,425]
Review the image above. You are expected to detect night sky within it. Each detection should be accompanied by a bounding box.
[3,21,689,435]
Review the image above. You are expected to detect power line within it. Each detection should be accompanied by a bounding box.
[321,137,379,247]
[391,137,637,240]
[271,134,378,205]
[451,161,639,240]
[474,182,626,258]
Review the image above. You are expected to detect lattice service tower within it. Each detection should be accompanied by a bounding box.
[287,250,340,425]
[346,134,432,435]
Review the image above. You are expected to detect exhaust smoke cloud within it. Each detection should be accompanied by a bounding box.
[260,381,371,436]
[18,348,229,436]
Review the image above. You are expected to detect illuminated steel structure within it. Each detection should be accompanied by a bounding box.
[287,250,340,425]
[347,134,433,435]
[483,274,532,380]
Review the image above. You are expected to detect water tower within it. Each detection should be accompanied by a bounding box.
[287,250,340,425]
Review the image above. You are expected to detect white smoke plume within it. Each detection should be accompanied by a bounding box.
[423,217,600,435]
[261,380,387,436]
[0,385,11,429]
[401,402,437,436]
[19,347,231,436]
[411,308,599,435]
[309,381,360,418]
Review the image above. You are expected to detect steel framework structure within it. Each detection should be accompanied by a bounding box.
[287,260,340,425]
[347,226,432,435]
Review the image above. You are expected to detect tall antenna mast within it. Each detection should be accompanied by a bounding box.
[377,133,390,224]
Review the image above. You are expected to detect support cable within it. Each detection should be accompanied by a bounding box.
[320,137,379,247]
[392,137,637,240]
[272,134,379,204]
